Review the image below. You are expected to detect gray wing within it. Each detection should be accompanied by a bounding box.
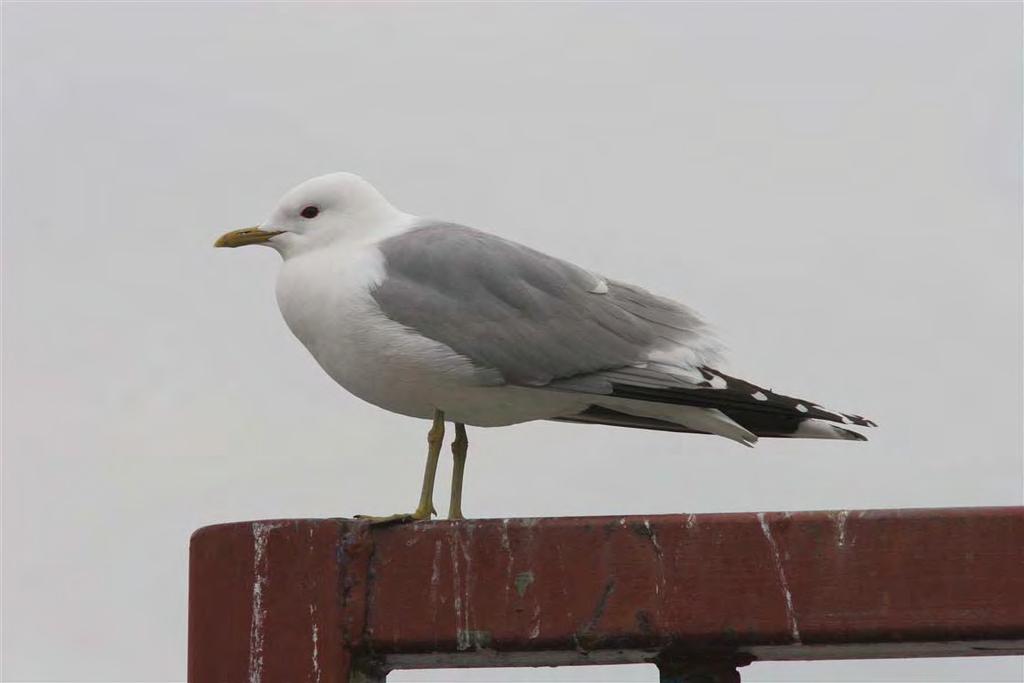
[371,222,718,386]
[372,222,876,436]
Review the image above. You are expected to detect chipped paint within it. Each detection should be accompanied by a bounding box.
[528,603,542,639]
[641,520,666,597]
[456,629,493,650]
[430,539,443,624]
[552,543,573,619]
[686,513,698,530]
[430,540,443,588]
[514,571,535,597]
[450,533,466,649]
[834,510,850,547]
[191,510,1024,678]
[461,525,475,645]
[451,526,477,651]
[309,604,321,683]
[757,513,801,642]
[499,520,512,553]
[642,520,664,557]
[248,521,283,683]
[500,519,514,601]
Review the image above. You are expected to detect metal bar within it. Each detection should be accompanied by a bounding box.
[656,657,745,683]
[188,507,1024,682]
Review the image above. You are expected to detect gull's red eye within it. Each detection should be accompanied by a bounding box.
[300,205,320,219]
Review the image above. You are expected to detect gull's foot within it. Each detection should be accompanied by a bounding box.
[354,508,433,526]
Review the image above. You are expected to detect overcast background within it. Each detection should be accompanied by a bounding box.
[2,2,1021,682]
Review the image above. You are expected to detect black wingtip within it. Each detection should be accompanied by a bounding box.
[842,413,878,428]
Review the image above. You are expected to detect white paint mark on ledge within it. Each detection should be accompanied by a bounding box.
[835,509,850,547]
[309,604,321,683]
[757,513,801,643]
[248,522,283,683]
[643,520,664,556]
[528,603,542,639]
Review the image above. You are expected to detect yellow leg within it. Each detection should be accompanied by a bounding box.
[356,410,444,525]
[416,410,446,517]
[448,423,468,520]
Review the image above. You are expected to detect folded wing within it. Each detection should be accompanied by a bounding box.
[372,222,874,443]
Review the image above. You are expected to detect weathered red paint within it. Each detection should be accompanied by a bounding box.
[188,507,1024,682]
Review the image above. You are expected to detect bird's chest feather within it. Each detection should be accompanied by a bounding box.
[274,247,485,417]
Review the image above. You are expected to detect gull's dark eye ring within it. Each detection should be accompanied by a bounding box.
[300,205,320,219]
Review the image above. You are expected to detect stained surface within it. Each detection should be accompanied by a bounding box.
[188,507,1024,682]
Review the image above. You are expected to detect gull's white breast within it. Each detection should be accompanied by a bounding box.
[274,242,587,426]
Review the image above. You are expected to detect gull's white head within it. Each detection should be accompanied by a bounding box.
[215,172,407,258]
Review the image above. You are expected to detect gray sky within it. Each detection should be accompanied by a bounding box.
[2,2,1021,681]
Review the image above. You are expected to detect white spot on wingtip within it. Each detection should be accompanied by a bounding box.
[795,403,808,413]
[708,374,728,389]
[752,391,768,401]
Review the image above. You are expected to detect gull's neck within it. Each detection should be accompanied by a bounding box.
[362,210,422,245]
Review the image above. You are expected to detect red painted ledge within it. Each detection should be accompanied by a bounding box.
[188,507,1024,682]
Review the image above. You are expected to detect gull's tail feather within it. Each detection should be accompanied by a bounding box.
[792,418,868,441]
[587,396,759,446]
[549,366,874,444]
[554,406,868,442]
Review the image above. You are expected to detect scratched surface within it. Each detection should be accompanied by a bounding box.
[188,519,368,683]
[188,507,1024,683]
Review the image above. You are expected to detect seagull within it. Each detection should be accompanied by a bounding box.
[215,172,875,523]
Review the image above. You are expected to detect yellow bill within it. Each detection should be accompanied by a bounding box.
[214,227,283,248]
